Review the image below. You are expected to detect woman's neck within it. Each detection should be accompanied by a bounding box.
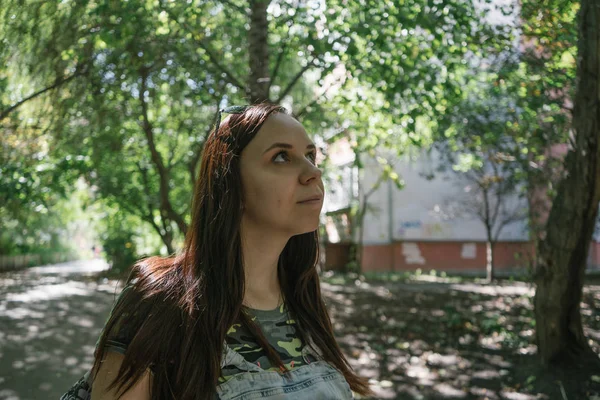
[243,288,283,311]
[239,221,289,311]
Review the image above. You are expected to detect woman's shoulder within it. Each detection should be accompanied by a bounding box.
[119,256,187,305]
[102,267,185,351]
[101,282,151,351]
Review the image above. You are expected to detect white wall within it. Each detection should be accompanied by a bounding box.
[360,148,530,244]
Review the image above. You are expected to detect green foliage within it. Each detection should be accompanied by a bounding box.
[433,0,578,173]
[0,0,520,265]
[428,1,580,263]
[99,212,139,275]
[0,155,91,257]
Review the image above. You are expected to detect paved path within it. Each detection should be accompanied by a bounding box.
[0,260,122,400]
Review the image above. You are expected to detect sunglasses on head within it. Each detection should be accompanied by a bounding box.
[212,105,249,133]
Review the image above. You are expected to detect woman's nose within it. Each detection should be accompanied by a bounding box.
[300,163,322,184]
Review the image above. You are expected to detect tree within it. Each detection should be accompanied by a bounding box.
[443,157,528,282]
[0,114,90,255]
[1,0,505,262]
[349,152,403,274]
[431,0,599,370]
[433,68,533,281]
[533,0,600,367]
[1,0,328,254]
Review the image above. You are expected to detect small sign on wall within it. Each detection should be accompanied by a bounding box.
[461,243,477,259]
[402,243,426,264]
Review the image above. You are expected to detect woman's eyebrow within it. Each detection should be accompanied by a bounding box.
[262,142,316,154]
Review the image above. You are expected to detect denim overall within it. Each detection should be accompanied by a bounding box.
[61,336,354,400]
[216,335,354,400]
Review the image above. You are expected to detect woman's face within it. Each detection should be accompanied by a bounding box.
[239,113,324,236]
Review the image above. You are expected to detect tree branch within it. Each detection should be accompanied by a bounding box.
[134,162,158,212]
[494,207,527,240]
[138,68,188,235]
[0,66,87,121]
[161,6,248,94]
[269,1,300,91]
[186,90,224,183]
[276,60,315,102]
[489,162,503,229]
[166,119,185,170]
[187,123,213,183]
[269,40,290,92]
[135,161,176,253]
[114,195,145,219]
[220,0,248,15]
[295,63,345,119]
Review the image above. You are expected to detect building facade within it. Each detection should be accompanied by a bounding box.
[322,140,600,274]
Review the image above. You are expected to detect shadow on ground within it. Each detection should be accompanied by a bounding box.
[320,275,600,400]
[0,260,123,400]
[2,261,600,399]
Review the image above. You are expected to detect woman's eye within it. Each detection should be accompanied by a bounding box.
[272,151,318,164]
[273,151,289,163]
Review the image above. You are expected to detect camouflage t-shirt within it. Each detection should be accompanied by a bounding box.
[219,303,317,384]
[100,286,316,384]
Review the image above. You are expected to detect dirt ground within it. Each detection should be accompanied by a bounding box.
[319,272,600,400]
[2,261,599,399]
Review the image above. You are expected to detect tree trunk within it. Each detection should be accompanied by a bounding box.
[534,0,600,366]
[139,69,188,236]
[248,0,271,103]
[144,213,175,255]
[486,239,495,283]
[482,186,495,282]
[356,200,368,274]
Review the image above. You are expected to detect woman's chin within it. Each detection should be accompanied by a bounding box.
[294,223,320,236]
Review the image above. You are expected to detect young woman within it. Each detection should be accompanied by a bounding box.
[62,103,374,399]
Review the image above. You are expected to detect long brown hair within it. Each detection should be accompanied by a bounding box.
[92,103,374,399]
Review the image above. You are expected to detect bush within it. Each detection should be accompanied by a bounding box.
[100,228,138,276]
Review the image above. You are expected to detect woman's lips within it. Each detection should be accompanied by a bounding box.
[298,195,323,203]
[297,198,322,206]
